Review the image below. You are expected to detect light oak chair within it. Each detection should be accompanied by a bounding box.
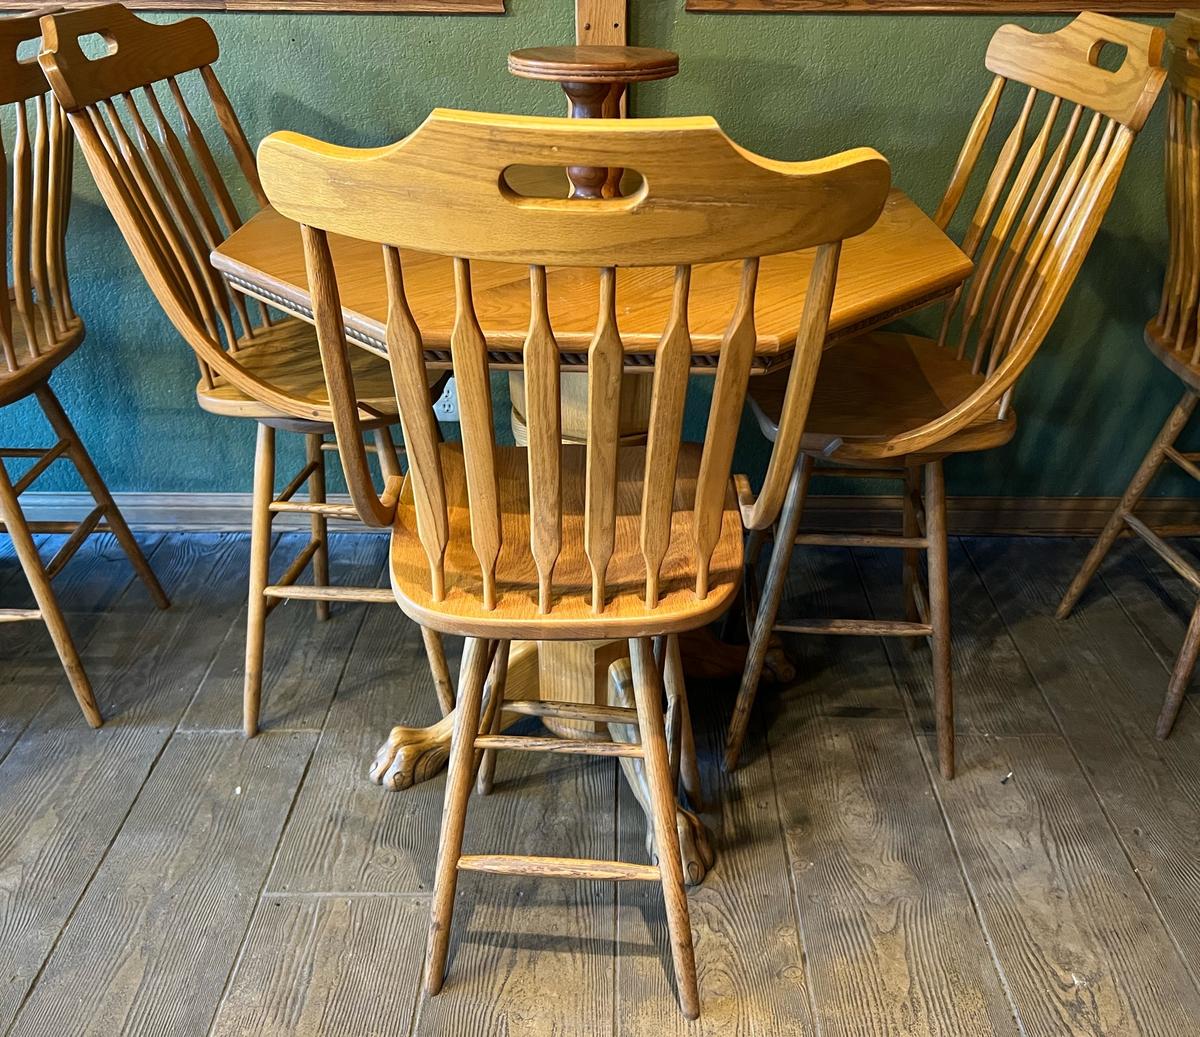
[0,12,167,725]
[37,3,454,736]
[257,108,889,1018]
[725,12,1167,778]
[1059,12,1200,739]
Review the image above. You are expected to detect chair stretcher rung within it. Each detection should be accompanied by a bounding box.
[262,584,397,603]
[457,854,659,882]
[793,532,927,550]
[1166,446,1200,485]
[0,609,42,622]
[1124,513,1200,591]
[12,440,70,495]
[269,500,361,520]
[775,618,933,637]
[274,459,322,505]
[44,505,104,580]
[501,699,639,724]
[473,734,644,758]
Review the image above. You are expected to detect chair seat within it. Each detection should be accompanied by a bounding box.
[196,317,400,424]
[389,442,743,640]
[1144,318,1200,391]
[0,311,84,407]
[749,330,1016,462]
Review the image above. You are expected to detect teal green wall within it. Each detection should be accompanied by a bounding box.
[4,3,1189,500]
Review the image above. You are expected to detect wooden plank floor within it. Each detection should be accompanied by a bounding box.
[1,531,1199,1035]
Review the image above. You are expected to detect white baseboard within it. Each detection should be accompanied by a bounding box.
[13,491,1200,536]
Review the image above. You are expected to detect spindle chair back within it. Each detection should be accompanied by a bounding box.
[37,3,418,742]
[729,12,1167,782]
[258,109,890,638]
[0,11,167,726]
[0,12,76,401]
[1059,11,1200,741]
[843,12,1164,462]
[258,109,889,1018]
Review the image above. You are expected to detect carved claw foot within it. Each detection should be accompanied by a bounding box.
[370,713,455,790]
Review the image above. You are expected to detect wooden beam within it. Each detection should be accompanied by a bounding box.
[576,0,627,45]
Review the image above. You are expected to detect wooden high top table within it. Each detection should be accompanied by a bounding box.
[212,188,971,884]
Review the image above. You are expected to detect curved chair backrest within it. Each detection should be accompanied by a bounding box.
[258,109,889,614]
[1154,11,1200,359]
[0,12,76,384]
[889,12,1165,457]
[36,4,320,419]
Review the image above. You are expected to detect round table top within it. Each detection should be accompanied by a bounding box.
[507,45,679,84]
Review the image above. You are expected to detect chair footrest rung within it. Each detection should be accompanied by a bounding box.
[502,699,639,725]
[0,609,42,622]
[473,734,643,758]
[269,500,362,520]
[793,532,928,550]
[262,584,397,603]
[1123,513,1200,591]
[457,854,659,882]
[775,618,933,637]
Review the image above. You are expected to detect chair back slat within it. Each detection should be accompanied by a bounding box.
[12,98,38,356]
[584,267,623,613]
[451,257,501,610]
[383,244,448,595]
[953,95,1060,367]
[935,75,1005,231]
[39,6,328,420]
[692,257,758,598]
[639,265,691,608]
[524,264,562,614]
[259,110,888,619]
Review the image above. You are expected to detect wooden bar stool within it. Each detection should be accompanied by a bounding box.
[257,109,889,1017]
[0,13,168,726]
[725,12,1167,778]
[1059,12,1200,739]
[37,4,453,736]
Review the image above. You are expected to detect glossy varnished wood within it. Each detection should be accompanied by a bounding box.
[212,189,969,369]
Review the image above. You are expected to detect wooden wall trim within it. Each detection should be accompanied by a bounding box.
[577,0,626,44]
[18,0,505,13]
[687,0,1175,13]
[14,492,1200,535]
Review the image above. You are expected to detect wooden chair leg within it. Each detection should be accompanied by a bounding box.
[1158,598,1200,739]
[0,456,100,727]
[426,636,492,996]
[630,637,700,1020]
[305,433,330,622]
[724,453,813,772]
[902,463,923,623]
[422,626,455,717]
[35,384,168,610]
[664,634,704,809]
[476,639,511,796]
[1058,389,1198,620]
[243,422,276,738]
[925,459,954,780]
[373,426,403,480]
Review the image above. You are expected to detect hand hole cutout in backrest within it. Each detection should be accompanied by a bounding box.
[15,36,41,65]
[1089,40,1128,73]
[78,32,117,61]
[499,164,645,204]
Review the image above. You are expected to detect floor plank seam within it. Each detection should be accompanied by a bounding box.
[0,533,162,772]
[961,538,1200,1002]
[204,577,375,1037]
[849,541,1029,1037]
[1106,551,1200,726]
[259,890,434,899]
[762,713,825,1037]
[1,713,175,1037]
